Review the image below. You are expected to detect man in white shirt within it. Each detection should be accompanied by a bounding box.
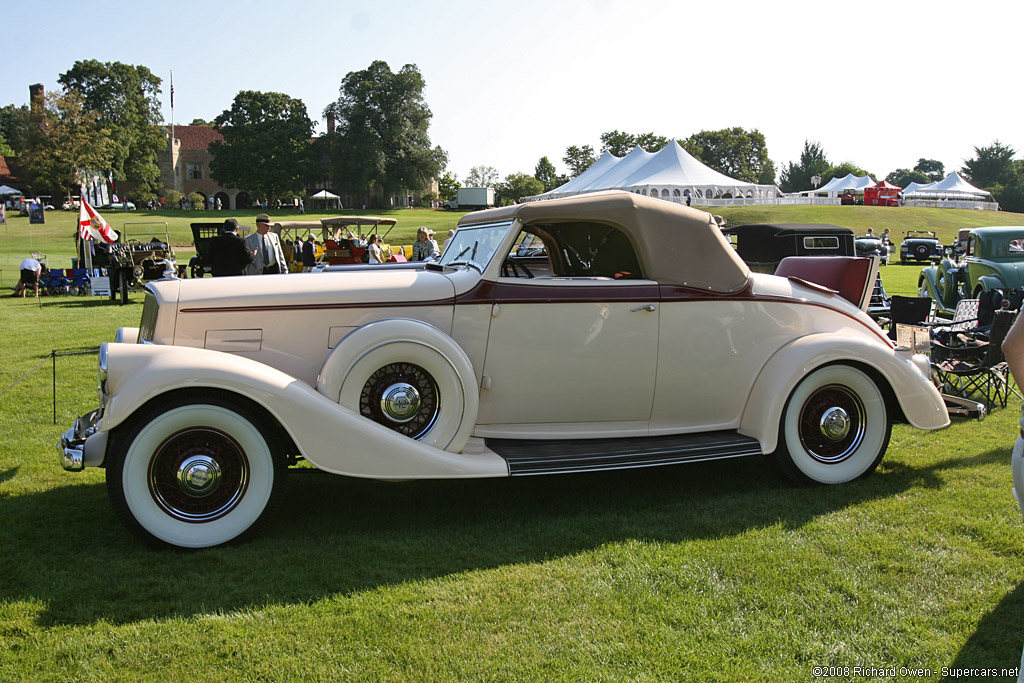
[245,214,289,275]
[13,256,41,297]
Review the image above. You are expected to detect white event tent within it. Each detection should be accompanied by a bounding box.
[527,140,780,203]
[798,173,876,196]
[903,171,992,199]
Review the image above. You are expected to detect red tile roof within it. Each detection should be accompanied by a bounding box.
[168,125,224,150]
[0,155,12,178]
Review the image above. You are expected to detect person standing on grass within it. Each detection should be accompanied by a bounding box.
[208,219,252,277]
[412,227,437,261]
[245,214,288,275]
[1000,313,1024,683]
[367,234,383,264]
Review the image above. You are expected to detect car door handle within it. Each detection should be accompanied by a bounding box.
[630,304,657,312]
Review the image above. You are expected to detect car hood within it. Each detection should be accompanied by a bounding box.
[166,269,456,310]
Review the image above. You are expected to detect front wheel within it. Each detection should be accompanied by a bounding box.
[774,365,891,485]
[106,396,287,548]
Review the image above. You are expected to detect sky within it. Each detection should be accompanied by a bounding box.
[2,0,1020,186]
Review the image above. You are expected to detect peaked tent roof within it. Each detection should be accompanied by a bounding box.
[902,181,933,194]
[925,171,989,196]
[803,173,876,194]
[535,140,775,200]
[871,180,901,190]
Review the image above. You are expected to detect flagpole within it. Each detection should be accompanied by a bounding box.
[170,70,175,152]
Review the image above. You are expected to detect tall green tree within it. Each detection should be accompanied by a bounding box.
[21,89,115,194]
[824,161,873,183]
[778,140,831,193]
[58,60,165,192]
[683,127,775,184]
[599,130,670,156]
[438,171,460,200]
[495,172,543,206]
[961,141,1016,190]
[534,156,560,192]
[465,165,498,187]
[914,158,945,182]
[0,104,29,155]
[323,61,444,201]
[563,144,596,177]
[209,90,314,200]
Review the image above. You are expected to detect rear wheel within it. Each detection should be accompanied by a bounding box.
[106,395,286,548]
[775,365,891,485]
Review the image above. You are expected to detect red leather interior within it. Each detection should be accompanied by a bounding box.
[775,256,873,308]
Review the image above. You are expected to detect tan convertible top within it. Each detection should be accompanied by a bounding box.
[458,191,750,292]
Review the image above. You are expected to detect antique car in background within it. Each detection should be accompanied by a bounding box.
[855,233,889,265]
[188,221,251,278]
[723,223,889,319]
[900,230,943,264]
[918,226,1024,315]
[272,216,406,267]
[78,221,177,303]
[59,192,949,548]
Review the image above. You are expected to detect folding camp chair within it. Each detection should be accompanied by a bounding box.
[933,309,1020,409]
[886,296,935,340]
[42,269,68,296]
[66,268,91,295]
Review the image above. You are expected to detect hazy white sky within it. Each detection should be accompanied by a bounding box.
[2,0,1018,185]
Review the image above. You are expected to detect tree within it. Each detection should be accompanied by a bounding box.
[209,91,314,201]
[914,158,945,182]
[438,171,460,200]
[465,165,498,187]
[21,89,115,195]
[824,161,872,184]
[495,172,543,206]
[58,60,165,192]
[0,104,29,155]
[778,140,831,193]
[961,141,1016,190]
[0,135,13,157]
[189,118,213,126]
[885,168,930,187]
[323,61,444,201]
[683,127,775,184]
[600,130,669,156]
[534,156,560,192]
[563,144,596,177]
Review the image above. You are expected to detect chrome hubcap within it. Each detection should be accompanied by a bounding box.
[177,455,222,496]
[819,407,851,442]
[380,382,421,423]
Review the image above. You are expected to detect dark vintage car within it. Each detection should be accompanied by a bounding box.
[900,230,943,264]
[856,233,889,265]
[723,223,889,319]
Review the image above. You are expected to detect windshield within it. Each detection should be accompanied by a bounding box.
[438,221,512,271]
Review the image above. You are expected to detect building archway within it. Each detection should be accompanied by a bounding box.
[235,192,252,209]
[214,192,230,210]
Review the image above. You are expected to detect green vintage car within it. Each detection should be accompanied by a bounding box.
[918,226,1024,315]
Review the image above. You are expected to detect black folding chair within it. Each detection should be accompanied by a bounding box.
[933,309,1020,409]
[886,296,934,340]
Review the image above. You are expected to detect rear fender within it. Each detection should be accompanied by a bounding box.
[740,333,949,454]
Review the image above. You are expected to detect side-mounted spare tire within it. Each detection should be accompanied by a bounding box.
[317,319,479,453]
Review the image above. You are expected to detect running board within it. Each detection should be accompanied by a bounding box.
[487,430,763,476]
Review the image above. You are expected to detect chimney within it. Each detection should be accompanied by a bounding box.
[327,113,335,135]
[29,83,44,114]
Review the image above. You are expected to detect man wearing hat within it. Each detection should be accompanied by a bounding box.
[245,214,289,275]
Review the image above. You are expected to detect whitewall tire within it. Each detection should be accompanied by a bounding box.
[106,396,286,548]
[775,365,891,485]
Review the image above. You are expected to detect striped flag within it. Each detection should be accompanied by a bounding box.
[78,199,119,243]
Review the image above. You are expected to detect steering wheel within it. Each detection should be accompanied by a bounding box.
[502,256,535,279]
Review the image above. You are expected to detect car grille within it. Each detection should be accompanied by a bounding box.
[139,292,158,342]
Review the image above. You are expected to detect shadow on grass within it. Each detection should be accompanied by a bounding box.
[0,446,1006,627]
[37,297,140,309]
[942,581,1024,680]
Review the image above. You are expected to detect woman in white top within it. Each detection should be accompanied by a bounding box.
[367,234,383,264]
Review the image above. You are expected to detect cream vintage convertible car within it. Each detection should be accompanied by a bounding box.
[60,191,950,548]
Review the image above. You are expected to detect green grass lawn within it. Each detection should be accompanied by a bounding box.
[1,204,1023,681]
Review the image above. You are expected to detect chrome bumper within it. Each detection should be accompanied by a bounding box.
[59,409,102,471]
[942,394,987,421]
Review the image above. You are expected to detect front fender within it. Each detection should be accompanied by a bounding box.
[740,333,949,454]
[99,343,507,479]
